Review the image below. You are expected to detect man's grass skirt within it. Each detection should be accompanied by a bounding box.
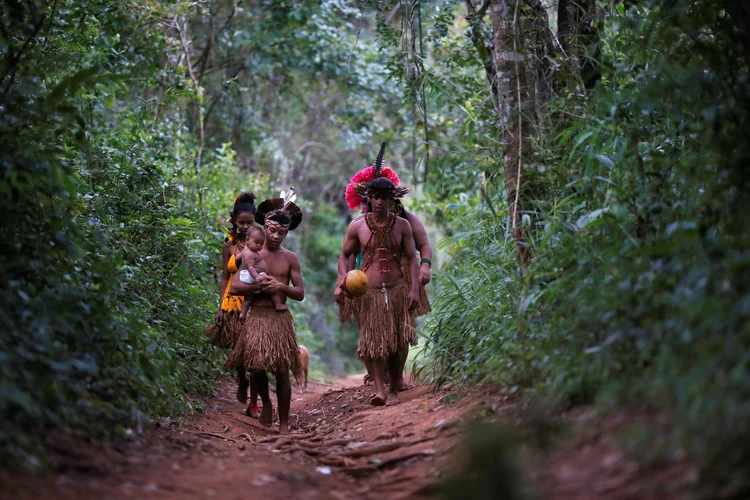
[338,294,357,323]
[339,257,431,324]
[353,279,416,359]
[204,310,243,349]
[225,306,299,373]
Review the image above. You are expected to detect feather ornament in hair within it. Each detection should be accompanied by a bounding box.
[374,142,386,177]
[282,186,297,207]
[255,194,303,230]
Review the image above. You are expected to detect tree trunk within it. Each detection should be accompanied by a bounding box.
[466,0,557,272]
[490,0,539,272]
[466,1,500,111]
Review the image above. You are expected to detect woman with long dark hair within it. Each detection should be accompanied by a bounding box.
[205,192,262,417]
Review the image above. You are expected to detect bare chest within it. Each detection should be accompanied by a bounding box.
[260,251,291,283]
[357,224,403,254]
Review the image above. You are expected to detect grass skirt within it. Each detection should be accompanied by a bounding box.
[205,274,244,349]
[338,294,358,323]
[353,279,416,359]
[224,307,299,373]
[400,256,432,317]
[204,310,243,349]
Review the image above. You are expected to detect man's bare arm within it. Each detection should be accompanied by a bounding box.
[282,253,305,302]
[408,213,432,260]
[334,222,362,301]
[400,221,420,310]
[338,221,359,280]
[230,279,262,296]
[407,212,433,284]
[220,242,232,300]
[340,223,361,270]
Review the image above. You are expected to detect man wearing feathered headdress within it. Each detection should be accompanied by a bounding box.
[337,143,421,406]
[336,171,434,391]
[228,188,304,434]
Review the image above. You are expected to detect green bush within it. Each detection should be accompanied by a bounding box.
[0,0,245,463]
[421,0,750,490]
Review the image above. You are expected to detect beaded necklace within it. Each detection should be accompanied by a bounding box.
[365,212,396,275]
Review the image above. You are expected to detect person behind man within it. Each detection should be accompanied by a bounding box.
[205,192,262,417]
[228,189,304,434]
[337,144,420,406]
[392,199,432,390]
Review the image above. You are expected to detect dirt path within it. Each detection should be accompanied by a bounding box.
[2,375,475,499]
[2,376,695,499]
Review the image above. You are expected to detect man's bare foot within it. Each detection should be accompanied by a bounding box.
[396,380,413,391]
[236,379,249,403]
[386,391,399,405]
[260,403,273,426]
[279,422,289,435]
[274,303,289,311]
[370,392,386,406]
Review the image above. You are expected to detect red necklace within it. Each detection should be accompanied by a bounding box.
[365,212,396,275]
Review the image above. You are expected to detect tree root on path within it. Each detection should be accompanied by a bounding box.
[274,438,352,456]
[271,439,293,450]
[317,455,355,467]
[257,432,317,443]
[182,430,237,442]
[296,438,351,449]
[226,415,259,429]
[341,450,436,475]
[336,437,436,459]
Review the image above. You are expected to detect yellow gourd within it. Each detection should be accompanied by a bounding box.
[345,270,370,297]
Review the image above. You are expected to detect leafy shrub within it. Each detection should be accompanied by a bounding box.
[421,0,750,490]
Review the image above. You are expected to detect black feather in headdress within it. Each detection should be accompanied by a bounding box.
[373,142,386,178]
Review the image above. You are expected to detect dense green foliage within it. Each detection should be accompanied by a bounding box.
[0,0,247,461]
[409,0,750,490]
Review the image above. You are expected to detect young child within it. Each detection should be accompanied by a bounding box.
[236,226,288,316]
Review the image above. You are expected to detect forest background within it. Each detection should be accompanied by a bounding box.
[2,0,749,494]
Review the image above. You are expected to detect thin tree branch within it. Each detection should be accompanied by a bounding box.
[2,14,46,92]
[512,0,524,269]
[43,0,58,49]
[347,1,368,76]
[417,0,429,184]
[175,15,205,205]
[203,62,245,125]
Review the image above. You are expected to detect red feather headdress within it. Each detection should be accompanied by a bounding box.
[345,142,410,210]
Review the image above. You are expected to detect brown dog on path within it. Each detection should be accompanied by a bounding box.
[294,345,309,391]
